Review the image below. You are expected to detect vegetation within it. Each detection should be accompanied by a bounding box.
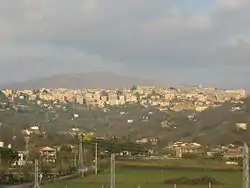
[163,176,222,185]
[0,147,19,169]
[0,93,250,148]
[1,89,249,187]
[130,85,137,91]
[115,158,241,171]
[43,159,242,188]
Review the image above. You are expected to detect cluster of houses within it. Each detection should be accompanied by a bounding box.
[168,141,243,161]
[1,85,246,112]
[0,131,245,167]
[0,87,247,168]
[0,140,56,166]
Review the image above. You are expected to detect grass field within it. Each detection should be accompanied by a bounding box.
[44,159,243,188]
[116,158,241,170]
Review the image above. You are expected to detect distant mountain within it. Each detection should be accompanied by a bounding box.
[0,72,155,89]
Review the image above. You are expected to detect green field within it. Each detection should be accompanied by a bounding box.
[115,158,241,169]
[44,159,243,188]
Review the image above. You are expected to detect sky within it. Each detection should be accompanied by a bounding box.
[0,0,250,89]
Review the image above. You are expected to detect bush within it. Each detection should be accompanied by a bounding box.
[164,176,222,185]
[182,153,199,159]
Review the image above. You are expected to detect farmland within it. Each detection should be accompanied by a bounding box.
[44,159,243,188]
[115,158,241,170]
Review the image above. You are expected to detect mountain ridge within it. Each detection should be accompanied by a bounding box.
[0,71,156,90]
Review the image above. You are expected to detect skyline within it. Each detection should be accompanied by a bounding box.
[0,0,250,89]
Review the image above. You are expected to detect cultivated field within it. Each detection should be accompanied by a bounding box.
[44,159,243,188]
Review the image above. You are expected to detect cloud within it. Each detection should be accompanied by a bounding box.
[0,42,123,69]
[141,14,212,38]
[0,0,250,87]
[0,43,104,65]
[215,0,250,10]
[224,35,250,47]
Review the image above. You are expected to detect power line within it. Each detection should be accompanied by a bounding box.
[73,137,147,179]
[80,140,146,152]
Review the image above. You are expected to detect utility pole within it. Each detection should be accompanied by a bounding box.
[24,136,30,163]
[95,143,98,175]
[78,137,84,177]
[34,159,40,188]
[61,156,64,167]
[43,132,46,140]
[236,122,249,188]
[243,142,249,188]
[110,153,116,188]
[74,152,77,167]
[0,137,1,167]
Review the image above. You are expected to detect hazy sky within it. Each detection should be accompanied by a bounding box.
[0,0,250,88]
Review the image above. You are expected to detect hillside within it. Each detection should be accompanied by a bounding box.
[0,72,154,89]
[0,94,250,146]
[175,98,250,145]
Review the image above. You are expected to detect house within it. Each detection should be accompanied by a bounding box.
[40,147,56,163]
[28,125,40,134]
[170,142,203,158]
[127,119,133,124]
[13,151,26,166]
[150,138,159,145]
[136,138,148,144]
[223,147,243,159]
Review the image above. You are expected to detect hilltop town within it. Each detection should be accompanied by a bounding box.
[2,85,246,112]
[0,84,248,145]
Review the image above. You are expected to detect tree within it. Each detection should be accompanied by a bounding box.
[41,162,54,175]
[169,87,177,91]
[28,147,40,161]
[101,90,108,97]
[0,91,8,102]
[57,145,74,168]
[116,90,123,96]
[135,92,140,102]
[131,85,137,91]
[0,147,19,169]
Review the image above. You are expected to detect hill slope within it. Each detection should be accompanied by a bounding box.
[0,93,249,146]
[174,98,250,145]
[1,72,154,89]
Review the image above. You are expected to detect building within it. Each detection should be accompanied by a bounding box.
[13,151,26,166]
[40,147,57,163]
[170,142,203,158]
